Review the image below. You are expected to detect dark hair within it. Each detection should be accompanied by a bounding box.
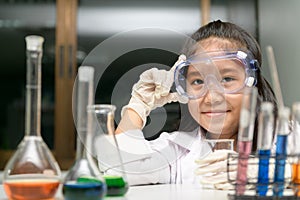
[178,20,277,151]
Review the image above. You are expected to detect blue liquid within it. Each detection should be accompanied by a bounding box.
[273,135,287,196]
[63,181,106,200]
[257,149,270,196]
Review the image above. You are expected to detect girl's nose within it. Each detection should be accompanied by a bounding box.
[203,88,225,105]
[202,75,225,104]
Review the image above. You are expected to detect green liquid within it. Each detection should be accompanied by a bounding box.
[104,175,129,196]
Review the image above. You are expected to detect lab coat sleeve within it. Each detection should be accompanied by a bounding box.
[107,129,173,185]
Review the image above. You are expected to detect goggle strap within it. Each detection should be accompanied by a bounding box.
[250,60,259,71]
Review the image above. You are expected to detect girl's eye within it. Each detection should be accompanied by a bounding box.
[221,77,235,83]
[191,79,204,85]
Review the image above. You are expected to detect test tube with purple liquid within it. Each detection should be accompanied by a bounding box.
[236,87,257,195]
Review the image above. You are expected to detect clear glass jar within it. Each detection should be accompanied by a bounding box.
[89,104,129,196]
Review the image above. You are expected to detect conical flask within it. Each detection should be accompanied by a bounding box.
[63,66,106,200]
[89,104,129,196]
[3,35,61,200]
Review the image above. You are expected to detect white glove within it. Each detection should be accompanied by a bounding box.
[195,150,238,190]
[121,55,188,128]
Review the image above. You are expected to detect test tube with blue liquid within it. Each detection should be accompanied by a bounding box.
[236,87,257,195]
[273,106,290,196]
[256,102,274,196]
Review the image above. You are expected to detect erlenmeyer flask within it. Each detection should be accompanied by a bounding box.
[89,104,129,196]
[63,66,106,200]
[3,35,61,200]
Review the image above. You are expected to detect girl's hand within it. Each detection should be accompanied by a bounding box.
[120,55,188,129]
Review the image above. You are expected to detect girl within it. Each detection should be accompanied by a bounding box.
[112,20,277,187]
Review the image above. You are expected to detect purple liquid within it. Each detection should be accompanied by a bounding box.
[236,141,252,195]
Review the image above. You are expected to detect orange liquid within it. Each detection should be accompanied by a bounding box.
[292,163,300,196]
[3,179,60,200]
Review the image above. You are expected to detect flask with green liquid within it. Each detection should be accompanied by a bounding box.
[88,104,129,196]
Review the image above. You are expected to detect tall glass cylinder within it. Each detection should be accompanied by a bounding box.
[273,106,290,196]
[3,35,61,200]
[256,102,274,196]
[236,87,258,195]
[63,66,106,200]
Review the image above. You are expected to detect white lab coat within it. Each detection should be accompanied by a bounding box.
[108,128,212,186]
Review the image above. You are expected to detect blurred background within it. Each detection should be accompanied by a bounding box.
[0,0,299,169]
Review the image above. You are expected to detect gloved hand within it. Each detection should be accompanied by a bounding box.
[195,150,238,190]
[121,55,188,128]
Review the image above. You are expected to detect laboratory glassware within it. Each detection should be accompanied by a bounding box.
[204,139,234,151]
[266,46,284,109]
[63,66,106,200]
[236,87,258,195]
[89,104,129,196]
[291,102,300,196]
[2,35,61,200]
[273,106,290,196]
[256,102,274,196]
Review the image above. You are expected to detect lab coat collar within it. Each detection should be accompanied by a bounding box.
[167,127,203,151]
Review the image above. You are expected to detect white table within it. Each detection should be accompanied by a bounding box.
[118,184,231,200]
[0,183,231,200]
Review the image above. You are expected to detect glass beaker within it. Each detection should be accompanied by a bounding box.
[63,66,106,200]
[204,139,234,151]
[88,104,129,196]
[2,35,61,200]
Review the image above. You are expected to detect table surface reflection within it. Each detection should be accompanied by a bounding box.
[0,183,231,200]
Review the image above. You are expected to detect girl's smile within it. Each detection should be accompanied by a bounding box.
[201,110,229,117]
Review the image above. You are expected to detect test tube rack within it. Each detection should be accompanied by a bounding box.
[226,153,300,200]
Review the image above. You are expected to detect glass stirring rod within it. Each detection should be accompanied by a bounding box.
[256,102,274,196]
[273,107,290,196]
[236,87,258,195]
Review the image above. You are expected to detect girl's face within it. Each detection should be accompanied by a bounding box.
[187,38,246,139]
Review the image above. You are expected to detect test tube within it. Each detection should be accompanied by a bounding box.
[236,87,258,195]
[256,102,274,196]
[273,106,290,196]
[291,102,300,196]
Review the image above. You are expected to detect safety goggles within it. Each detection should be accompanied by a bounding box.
[174,50,258,99]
